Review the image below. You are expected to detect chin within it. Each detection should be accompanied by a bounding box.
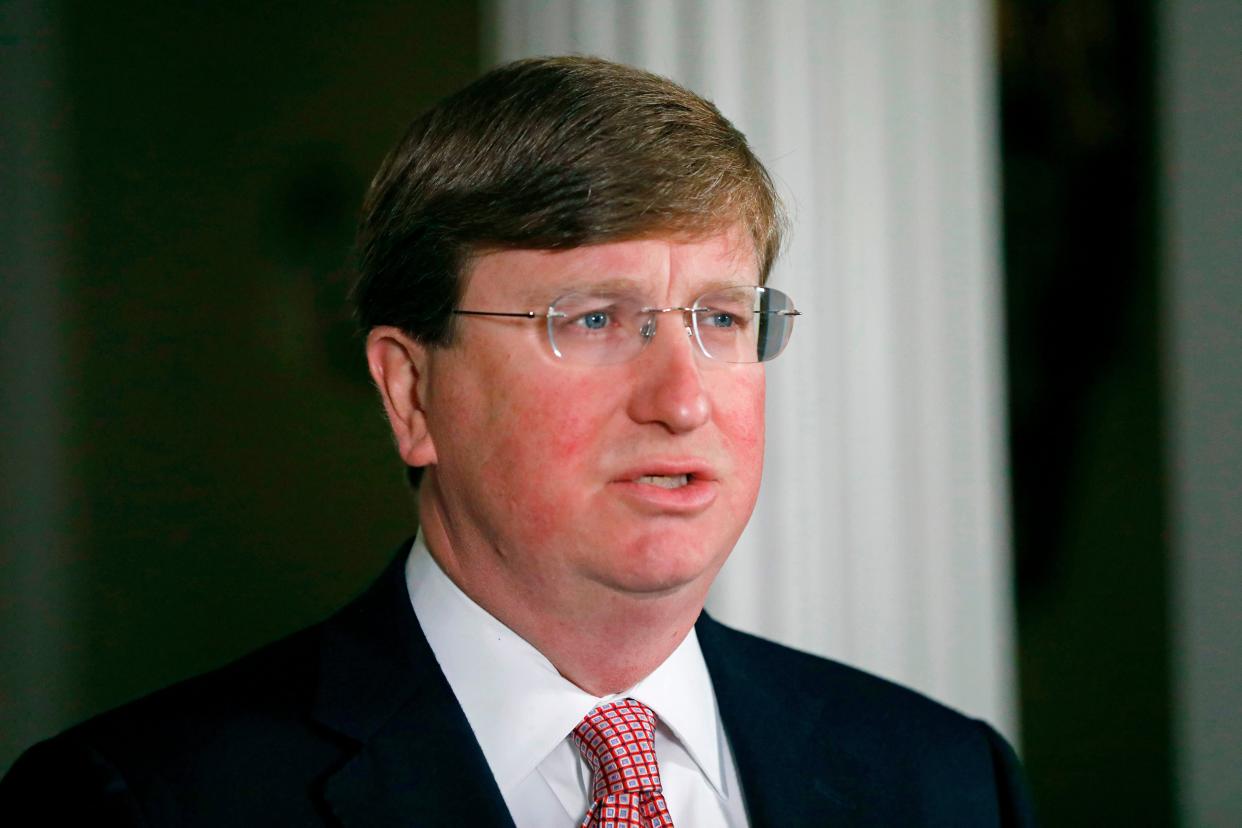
[598,534,729,597]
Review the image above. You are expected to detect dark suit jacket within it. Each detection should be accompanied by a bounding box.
[1,548,1035,826]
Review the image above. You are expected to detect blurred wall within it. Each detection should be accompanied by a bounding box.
[1,0,480,772]
[999,1,1172,823]
[1162,0,1242,822]
[2,0,73,772]
[1003,0,1241,823]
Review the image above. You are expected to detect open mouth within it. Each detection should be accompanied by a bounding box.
[634,473,692,489]
[614,465,717,511]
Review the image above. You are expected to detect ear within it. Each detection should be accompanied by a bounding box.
[365,326,438,469]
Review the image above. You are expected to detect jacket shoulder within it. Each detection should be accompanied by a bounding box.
[696,614,1037,826]
[0,549,433,825]
[1,622,343,824]
[698,612,973,726]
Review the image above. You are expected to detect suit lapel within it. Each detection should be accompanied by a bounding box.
[310,554,880,826]
[696,613,869,827]
[314,548,515,828]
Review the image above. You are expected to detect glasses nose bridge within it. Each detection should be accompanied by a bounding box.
[640,304,710,372]
[639,306,700,359]
[641,305,696,336]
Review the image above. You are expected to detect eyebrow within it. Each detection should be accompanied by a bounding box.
[576,277,648,295]
[520,276,751,306]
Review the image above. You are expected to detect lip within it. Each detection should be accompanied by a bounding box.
[608,459,720,514]
[612,458,719,482]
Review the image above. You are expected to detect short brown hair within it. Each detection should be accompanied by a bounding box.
[354,55,785,345]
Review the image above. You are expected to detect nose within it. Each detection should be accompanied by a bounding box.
[626,316,711,433]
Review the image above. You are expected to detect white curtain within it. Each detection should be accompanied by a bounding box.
[486,0,1016,736]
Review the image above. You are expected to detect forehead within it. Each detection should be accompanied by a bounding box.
[463,227,759,304]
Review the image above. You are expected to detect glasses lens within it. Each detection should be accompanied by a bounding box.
[692,286,796,363]
[546,294,648,364]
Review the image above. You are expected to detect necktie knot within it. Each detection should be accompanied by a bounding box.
[572,699,675,828]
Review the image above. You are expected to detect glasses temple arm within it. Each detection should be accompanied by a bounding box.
[451,310,540,318]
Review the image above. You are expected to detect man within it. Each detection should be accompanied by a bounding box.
[1,56,1034,826]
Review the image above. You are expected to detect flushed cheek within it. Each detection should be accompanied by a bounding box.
[522,372,617,465]
[483,376,609,532]
[715,375,766,472]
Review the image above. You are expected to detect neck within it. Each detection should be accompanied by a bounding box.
[504,585,703,696]
[417,480,709,696]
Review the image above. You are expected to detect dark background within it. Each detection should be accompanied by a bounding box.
[2,0,478,764]
[999,1,1172,824]
[1,1,1223,825]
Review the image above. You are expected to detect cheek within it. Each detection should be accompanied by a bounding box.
[716,373,766,466]
[547,415,593,462]
[490,375,614,540]
[493,370,612,479]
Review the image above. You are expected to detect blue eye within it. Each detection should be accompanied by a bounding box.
[705,311,736,329]
[578,311,610,330]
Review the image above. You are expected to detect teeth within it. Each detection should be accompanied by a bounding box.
[635,474,691,489]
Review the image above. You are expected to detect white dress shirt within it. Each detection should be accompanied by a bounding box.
[405,535,749,827]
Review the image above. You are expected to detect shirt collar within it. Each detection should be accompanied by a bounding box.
[404,534,726,796]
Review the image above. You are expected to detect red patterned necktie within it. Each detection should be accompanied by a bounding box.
[571,698,676,828]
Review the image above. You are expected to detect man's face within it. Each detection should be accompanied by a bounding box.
[417,226,766,610]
